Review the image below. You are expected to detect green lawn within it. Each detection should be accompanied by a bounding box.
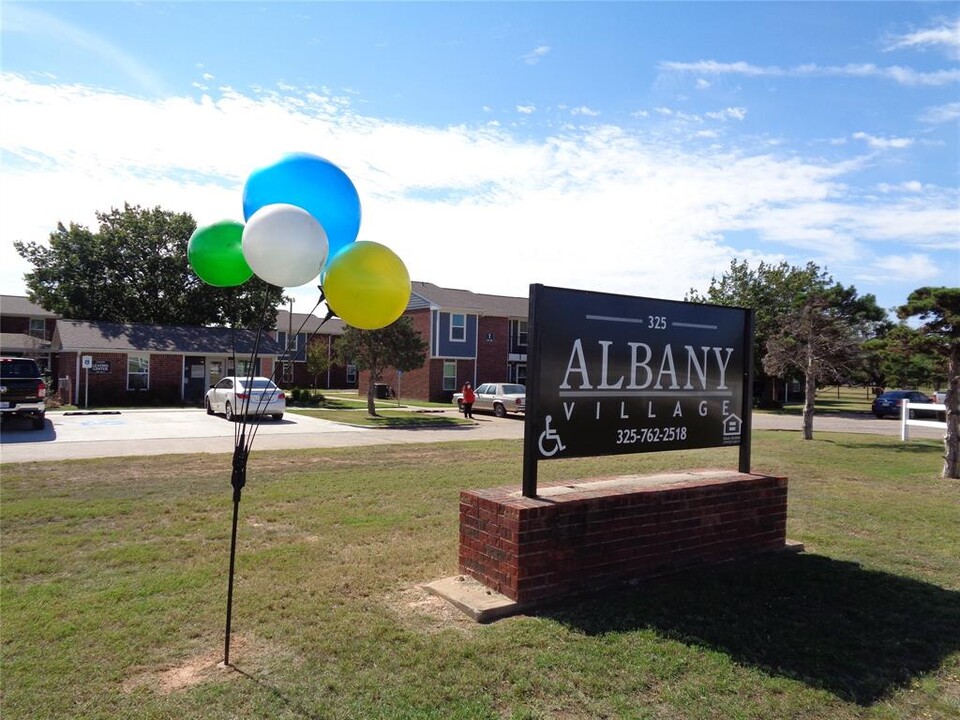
[2,432,958,719]
[289,406,471,428]
[773,384,940,416]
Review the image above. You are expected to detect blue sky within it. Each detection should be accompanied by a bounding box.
[1,2,957,318]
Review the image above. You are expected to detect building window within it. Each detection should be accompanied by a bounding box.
[346,364,357,384]
[29,318,46,339]
[450,313,466,342]
[510,319,528,353]
[443,360,457,391]
[236,360,255,377]
[277,331,299,356]
[127,355,149,391]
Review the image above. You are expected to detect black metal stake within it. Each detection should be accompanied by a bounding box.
[223,438,248,666]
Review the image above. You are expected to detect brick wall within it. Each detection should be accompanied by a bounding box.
[151,354,182,402]
[59,352,130,405]
[355,309,453,402]
[277,336,356,390]
[476,316,509,381]
[57,352,184,405]
[459,470,788,605]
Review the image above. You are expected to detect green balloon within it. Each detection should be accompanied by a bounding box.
[188,221,253,287]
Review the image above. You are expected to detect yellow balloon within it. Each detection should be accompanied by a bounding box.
[323,241,411,329]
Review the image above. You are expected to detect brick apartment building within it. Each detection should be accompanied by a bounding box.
[269,282,529,403]
[2,281,530,406]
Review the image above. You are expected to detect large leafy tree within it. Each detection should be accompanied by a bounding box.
[687,260,830,406]
[334,316,429,415]
[898,287,959,479]
[14,204,284,328]
[764,284,886,439]
[861,324,946,390]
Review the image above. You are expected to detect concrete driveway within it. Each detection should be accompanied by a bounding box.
[0,408,527,463]
[0,408,943,464]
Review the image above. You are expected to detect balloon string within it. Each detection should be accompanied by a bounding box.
[241,286,277,454]
[264,287,336,401]
[228,294,243,452]
[229,285,339,460]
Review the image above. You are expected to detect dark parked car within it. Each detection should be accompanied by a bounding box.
[871,390,936,419]
[0,356,47,430]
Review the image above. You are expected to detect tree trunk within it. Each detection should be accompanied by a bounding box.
[802,347,816,440]
[367,374,378,417]
[942,346,959,479]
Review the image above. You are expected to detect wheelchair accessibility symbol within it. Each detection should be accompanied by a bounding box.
[538,415,566,457]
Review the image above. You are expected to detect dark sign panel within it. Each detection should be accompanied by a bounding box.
[90,360,111,374]
[525,285,751,462]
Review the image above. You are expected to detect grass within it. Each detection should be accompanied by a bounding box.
[2,432,959,719]
[287,391,469,428]
[289,406,471,428]
[768,384,941,417]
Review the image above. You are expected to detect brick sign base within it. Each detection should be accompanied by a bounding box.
[459,470,788,605]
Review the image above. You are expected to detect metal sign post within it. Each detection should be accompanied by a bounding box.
[82,355,92,409]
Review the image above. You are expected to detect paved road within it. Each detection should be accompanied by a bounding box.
[0,408,944,464]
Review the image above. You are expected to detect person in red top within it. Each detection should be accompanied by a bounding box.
[461,381,476,419]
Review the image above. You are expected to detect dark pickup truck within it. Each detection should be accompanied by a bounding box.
[0,356,47,430]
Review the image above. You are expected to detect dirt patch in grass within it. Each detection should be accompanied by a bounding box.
[385,583,480,635]
[121,638,249,695]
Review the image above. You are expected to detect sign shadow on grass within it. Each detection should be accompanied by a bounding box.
[540,552,960,706]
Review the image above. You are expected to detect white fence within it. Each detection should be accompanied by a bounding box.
[901,400,947,440]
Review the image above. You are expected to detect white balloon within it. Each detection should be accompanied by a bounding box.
[241,203,329,287]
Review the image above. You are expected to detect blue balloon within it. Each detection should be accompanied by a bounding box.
[242,153,361,260]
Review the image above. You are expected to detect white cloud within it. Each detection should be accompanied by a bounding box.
[1,73,956,315]
[884,18,960,59]
[878,181,925,193]
[705,107,747,121]
[522,45,551,65]
[852,132,915,149]
[660,59,960,86]
[660,60,778,77]
[570,106,600,117]
[516,104,536,115]
[696,79,711,89]
[919,101,960,124]
[857,253,941,285]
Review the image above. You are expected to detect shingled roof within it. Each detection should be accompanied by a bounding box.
[275,310,347,336]
[409,282,528,318]
[0,332,50,353]
[53,320,282,355]
[1,295,59,318]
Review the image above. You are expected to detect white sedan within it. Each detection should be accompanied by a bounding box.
[204,376,286,421]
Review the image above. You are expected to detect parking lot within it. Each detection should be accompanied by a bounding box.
[0,408,525,463]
